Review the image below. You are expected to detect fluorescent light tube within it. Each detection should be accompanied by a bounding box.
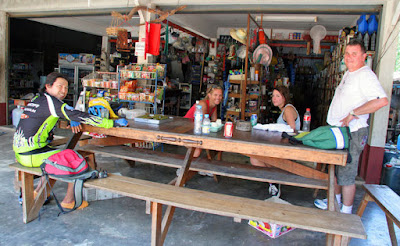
[256,15,317,22]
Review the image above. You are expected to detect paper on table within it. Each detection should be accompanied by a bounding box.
[253,123,294,133]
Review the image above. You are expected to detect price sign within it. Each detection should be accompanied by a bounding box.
[135,42,145,56]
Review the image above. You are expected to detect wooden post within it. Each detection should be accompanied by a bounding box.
[241,14,251,120]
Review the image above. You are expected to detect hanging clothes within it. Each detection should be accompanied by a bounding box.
[148,23,161,56]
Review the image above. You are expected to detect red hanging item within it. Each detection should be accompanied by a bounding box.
[145,22,150,59]
[148,23,161,56]
[258,28,266,44]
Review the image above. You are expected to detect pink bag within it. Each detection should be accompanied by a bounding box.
[42,149,88,177]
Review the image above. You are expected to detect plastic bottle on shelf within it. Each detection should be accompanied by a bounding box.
[302,108,311,132]
[363,32,370,51]
[370,32,376,51]
[194,100,203,135]
[202,114,211,135]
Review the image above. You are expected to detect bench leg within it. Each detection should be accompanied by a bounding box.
[386,214,398,246]
[77,150,97,170]
[328,234,348,246]
[356,193,372,217]
[151,202,163,246]
[21,172,49,223]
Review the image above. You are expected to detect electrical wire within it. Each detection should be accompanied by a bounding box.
[375,18,400,68]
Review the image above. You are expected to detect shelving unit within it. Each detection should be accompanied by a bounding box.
[118,63,166,114]
[81,71,119,111]
[178,83,192,111]
[9,64,35,99]
[226,79,261,120]
[225,14,262,121]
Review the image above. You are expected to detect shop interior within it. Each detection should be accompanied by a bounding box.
[9,8,388,131]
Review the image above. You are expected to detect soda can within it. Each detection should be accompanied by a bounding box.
[251,114,257,126]
[224,122,233,138]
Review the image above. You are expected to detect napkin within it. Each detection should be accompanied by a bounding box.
[253,123,294,133]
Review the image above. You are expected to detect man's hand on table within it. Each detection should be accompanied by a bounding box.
[68,121,82,133]
[114,118,129,127]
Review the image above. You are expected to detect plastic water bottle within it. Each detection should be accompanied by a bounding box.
[12,106,24,128]
[302,108,311,132]
[202,114,211,135]
[194,101,203,135]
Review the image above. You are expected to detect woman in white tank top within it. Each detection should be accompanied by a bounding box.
[273,86,300,131]
[250,86,300,196]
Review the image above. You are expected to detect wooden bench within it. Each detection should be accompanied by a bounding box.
[357,184,400,246]
[78,144,329,190]
[10,162,366,246]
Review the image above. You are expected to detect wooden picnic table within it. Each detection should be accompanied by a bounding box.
[65,117,346,208]
[62,117,348,245]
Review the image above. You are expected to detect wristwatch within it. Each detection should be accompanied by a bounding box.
[350,110,357,117]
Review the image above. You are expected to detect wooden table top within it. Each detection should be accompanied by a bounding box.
[79,117,347,166]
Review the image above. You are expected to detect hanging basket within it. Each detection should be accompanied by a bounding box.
[106,27,127,37]
[106,12,127,37]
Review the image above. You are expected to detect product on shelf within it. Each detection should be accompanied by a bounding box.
[82,71,119,89]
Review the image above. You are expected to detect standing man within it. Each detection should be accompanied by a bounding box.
[314,39,388,214]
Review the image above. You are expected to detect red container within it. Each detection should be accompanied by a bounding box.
[224,122,233,138]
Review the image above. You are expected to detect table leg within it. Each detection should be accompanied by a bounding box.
[160,147,195,245]
[326,164,336,245]
[65,131,83,150]
[328,164,335,211]
[151,202,163,246]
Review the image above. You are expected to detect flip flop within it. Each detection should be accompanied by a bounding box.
[61,200,89,210]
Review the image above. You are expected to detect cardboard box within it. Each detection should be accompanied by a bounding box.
[58,53,95,65]
[248,196,295,238]
[83,173,124,202]
[229,74,245,80]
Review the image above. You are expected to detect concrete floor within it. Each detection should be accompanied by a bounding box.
[0,126,399,246]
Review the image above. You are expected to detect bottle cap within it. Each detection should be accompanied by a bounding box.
[306,108,310,111]
[196,100,200,104]
[205,114,209,118]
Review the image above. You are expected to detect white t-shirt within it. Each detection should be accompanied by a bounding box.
[327,66,387,132]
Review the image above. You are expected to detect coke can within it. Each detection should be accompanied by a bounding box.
[251,114,257,126]
[224,122,233,138]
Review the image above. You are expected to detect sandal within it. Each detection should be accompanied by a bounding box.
[61,200,89,210]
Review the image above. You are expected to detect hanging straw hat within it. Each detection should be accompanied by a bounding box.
[252,44,273,66]
[230,28,247,45]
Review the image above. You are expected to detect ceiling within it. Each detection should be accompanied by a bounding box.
[27,13,363,39]
[26,4,382,39]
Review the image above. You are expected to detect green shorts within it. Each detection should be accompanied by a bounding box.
[335,127,368,186]
[16,146,61,168]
